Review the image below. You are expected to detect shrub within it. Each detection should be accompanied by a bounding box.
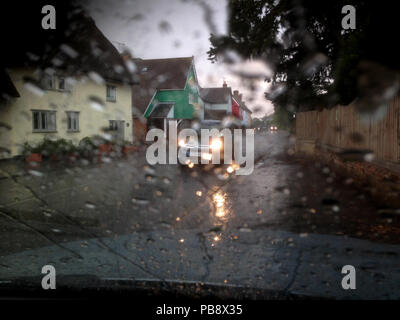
[21,141,42,155]
[21,142,33,156]
[78,136,96,158]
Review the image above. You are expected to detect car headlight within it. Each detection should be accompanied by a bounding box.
[178,139,185,147]
[201,153,212,161]
[210,138,222,151]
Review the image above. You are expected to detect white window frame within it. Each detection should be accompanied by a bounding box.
[106,85,116,102]
[66,111,79,132]
[32,110,57,132]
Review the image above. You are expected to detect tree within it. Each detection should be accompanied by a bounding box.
[272,105,294,130]
[208,0,399,115]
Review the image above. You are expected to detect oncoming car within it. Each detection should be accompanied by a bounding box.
[270,126,278,132]
[177,134,240,174]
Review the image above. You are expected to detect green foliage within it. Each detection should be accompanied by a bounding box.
[39,138,74,157]
[78,136,96,157]
[79,136,95,148]
[22,138,77,157]
[251,114,274,128]
[272,106,294,130]
[21,142,34,155]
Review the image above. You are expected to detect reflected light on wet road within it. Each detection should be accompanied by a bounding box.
[212,191,230,220]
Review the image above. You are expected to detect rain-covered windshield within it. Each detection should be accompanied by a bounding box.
[0,0,399,306]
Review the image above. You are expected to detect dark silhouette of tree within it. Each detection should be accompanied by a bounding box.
[208,0,399,116]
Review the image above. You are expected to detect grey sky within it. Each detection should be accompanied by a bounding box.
[85,0,273,117]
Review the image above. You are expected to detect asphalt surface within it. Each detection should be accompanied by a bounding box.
[0,131,399,299]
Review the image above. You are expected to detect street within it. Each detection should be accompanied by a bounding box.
[0,131,400,299]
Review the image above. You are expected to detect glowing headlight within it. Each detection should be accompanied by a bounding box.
[201,153,212,161]
[178,139,185,147]
[270,126,273,130]
[226,166,234,173]
[210,138,222,151]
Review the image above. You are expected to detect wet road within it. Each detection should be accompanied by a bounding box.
[0,131,400,299]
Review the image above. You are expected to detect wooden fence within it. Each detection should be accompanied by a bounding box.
[295,95,400,163]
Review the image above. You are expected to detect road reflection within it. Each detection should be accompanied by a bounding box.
[212,191,232,223]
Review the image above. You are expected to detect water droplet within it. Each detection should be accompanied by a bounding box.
[296,172,304,178]
[42,211,52,217]
[60,44,78,58]
[88,96,105,112]
[80,241,88,248]
[28,170,43,177]
[88,71,105,84]
[364,153,375,162]
[144,166,156,175]
[23,78,44,96]
[51,57,64,66]
[131,198,150,206]
[125,59,137,73]
[113,64,124,74]
[85,202,96,209]
[158,20,172,34]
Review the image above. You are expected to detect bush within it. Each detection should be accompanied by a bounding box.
[21,138,77,158]
[21,142,33,156]
[21,141,42,155]
[78,136,96,158]
[78,136,96,149]
[40,138,63,157]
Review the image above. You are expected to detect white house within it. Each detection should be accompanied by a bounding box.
[0,15,136,159]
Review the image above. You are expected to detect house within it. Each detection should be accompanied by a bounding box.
[199,81,233,124]
[131,56,202,139]
[0,15,135,159]
[232,90,252,127]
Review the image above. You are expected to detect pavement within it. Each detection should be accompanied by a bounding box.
[0,131,399,299]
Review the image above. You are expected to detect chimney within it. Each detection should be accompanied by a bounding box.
[223,80,227,88]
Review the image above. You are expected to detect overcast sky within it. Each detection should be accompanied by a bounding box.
[84,0,274,117]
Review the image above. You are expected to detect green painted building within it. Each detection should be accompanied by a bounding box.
[131,56,203,135]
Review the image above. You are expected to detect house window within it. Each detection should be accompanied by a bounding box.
[66,112,79,132]
[46,75,56,89]
[32,110,56,132]
[109,120,118,131]
[40,75,57,90]
[106,85,116,102]
[59,77,66,90]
